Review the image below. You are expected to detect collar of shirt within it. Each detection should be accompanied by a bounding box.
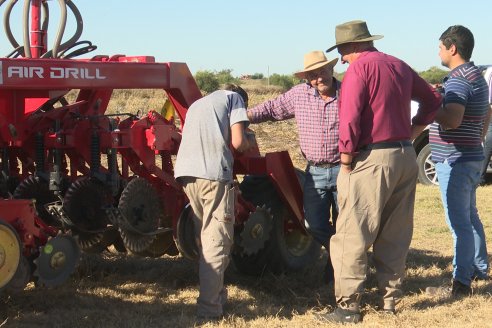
[448,61,475,79]
[355,47,379,62]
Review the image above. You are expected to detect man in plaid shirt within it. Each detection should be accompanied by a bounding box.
[247,50,341,284]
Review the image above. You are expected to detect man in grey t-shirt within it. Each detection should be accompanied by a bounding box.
[175,84,251,321]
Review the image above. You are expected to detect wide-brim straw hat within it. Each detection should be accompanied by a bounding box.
[326,20,383,53]
[294,51,338,78]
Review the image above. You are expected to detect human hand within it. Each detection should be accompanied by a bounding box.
[245,131,257,149]
[341,163,352,173]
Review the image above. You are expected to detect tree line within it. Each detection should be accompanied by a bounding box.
[194,67,449,94]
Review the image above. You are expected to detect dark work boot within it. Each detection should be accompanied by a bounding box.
[315,307,362,324]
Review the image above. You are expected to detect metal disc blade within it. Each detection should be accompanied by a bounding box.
[239,206,273,255]
[63,177,113,231]
[13,176,59,227]
[118,177,163,253]
[34,235,80,287]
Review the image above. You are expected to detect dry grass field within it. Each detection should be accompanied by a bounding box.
[1,85,491,328]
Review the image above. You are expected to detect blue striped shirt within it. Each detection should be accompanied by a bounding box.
[430,62,490,163]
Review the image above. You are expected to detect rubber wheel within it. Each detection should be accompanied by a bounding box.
[175,204,199,261]
[416,144,438,185]
[233,171,321,275]
[0,221,22,290]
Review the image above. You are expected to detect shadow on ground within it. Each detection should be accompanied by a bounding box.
[1,247,489,327]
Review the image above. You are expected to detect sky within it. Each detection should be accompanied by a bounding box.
[0,0,490,77]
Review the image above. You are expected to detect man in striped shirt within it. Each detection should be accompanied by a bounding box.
[426,25,490,297]
[247,50,341,284]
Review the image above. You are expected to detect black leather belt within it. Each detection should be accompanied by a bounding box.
[360,140,412,151]
[307,161,339,168]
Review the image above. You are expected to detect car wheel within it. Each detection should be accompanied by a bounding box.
[416,144,438,185]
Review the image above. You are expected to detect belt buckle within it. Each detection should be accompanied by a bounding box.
[307,160,340,168]
[319,162,335,168]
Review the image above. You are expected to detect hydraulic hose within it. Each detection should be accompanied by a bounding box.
[4,0,20,51]
[57,0,83,54]
[22,0,31,57]
[41,0,83,58]
[49,0,67,58]
[4,0,47,58]
[41,0,48,31]
[4,0,87,58]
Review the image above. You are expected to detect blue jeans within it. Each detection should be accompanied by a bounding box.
[436,161,489,285]
[303,164,339,248]
[480,123,492,182]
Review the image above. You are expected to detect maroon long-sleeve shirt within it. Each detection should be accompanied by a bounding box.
[338,48,442,154]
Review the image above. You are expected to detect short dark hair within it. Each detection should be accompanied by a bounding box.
[223,83,248,108]
[439,25,474,61]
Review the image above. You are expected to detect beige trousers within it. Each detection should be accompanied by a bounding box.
[331,146,418,310]
[181,177,235,317]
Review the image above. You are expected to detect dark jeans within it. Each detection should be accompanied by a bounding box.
[303,164,339,248]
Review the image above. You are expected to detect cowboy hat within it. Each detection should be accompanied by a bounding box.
[294,51,338,78]
[326,20,383,53]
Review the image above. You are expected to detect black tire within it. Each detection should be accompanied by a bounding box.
[416,144,438,185]
[233,171,321,275]
[175,204,199,261]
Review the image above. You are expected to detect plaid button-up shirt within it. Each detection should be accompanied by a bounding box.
[248,80,341,164]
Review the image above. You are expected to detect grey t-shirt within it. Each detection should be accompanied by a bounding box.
[174,90,249,183]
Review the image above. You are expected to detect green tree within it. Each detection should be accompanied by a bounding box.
[215,69,240,85]
[194,70,219,94]
[269,73,297,91]
[419,66,448,84]
[251,73,264,79]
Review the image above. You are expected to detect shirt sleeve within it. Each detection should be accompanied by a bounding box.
[443,76,472,107]
[247,87,297,123]
[229,93,249,127]
[410,70,442,126]
[338,68,366,154]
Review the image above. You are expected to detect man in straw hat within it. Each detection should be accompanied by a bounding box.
[315,20,442,323]
[247,50,341,284]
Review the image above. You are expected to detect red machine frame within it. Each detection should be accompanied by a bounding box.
[0,0,313,291]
